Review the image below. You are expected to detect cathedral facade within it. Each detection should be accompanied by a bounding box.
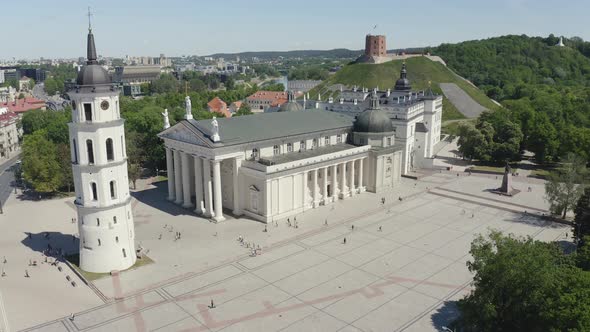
[159,91,405,223]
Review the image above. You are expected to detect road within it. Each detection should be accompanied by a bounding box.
[32,83,68,111]
[440,82,488,118]
[0,156,19,212]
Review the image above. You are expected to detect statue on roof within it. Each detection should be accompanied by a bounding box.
[184,95,193,120]
[211,117,220,142]
[162,108,170,129]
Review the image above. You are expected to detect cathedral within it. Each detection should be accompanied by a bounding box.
[67,26,136,273]
[158,65,441,223]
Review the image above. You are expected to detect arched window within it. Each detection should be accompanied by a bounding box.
[98,239,101,246]
[122,248,127,258]
[312,138,318,148]
[120,136,125,157]
[96,218,100,226]
[106,138,114,161]
[91,182,98,201]
[115,236,119,243]
[113,216,117,224]
[300,140,306,151]
[251,148,259,159]
[287,143,293,153]
[86,139,94,164]
[110,181,116,199]
[324,136,330,146]
[273,145,280,156]
[72,139,78,164]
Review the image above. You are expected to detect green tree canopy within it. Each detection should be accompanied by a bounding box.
[457,231,590,332]
[22,130,62,193]
[545,153,588,218]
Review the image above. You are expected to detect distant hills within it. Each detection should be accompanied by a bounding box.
[206,48,425,60]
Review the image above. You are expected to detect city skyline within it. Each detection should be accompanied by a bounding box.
[2,0,590,59]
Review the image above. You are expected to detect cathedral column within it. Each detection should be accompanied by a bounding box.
[193,156,204,214]
[166,148,175,201]
[212,160,225,222]
[312,169,319,207]
[359,158,365,192]
[202,157,213,217]
[181,152,193,208]
[322,167,328,204]
[302,170,308,210]
[232,157,242,216]
[173,150,183,205]
[349,160,356,196]
[339,163,347,199]
[331,164,338,202]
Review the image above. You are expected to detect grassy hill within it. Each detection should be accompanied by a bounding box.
[306,56,501,122]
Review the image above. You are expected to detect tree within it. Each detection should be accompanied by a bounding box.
[128,163,142,190]
[456,231,590,332]
[545,153,587,218]
[44,77,58,95]
[151,74,179,94]
[18,93,25,99]
[234,103,252,117]
[574,187,590,245]
[57,143,74,193]
[22,130,62,193]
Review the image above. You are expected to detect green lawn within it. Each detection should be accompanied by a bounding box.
[66,254,154,281]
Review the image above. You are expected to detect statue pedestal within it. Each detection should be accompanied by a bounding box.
[491,171,520,196]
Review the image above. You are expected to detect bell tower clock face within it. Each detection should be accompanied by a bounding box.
[100,100,110,110]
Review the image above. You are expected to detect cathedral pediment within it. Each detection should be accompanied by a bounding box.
[158,121,212,147]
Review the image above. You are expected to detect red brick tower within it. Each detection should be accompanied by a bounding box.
[365,35,386,57]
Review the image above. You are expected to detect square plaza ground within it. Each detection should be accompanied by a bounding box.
[0,171,569,332]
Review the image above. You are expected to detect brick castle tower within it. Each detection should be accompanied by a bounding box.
[364,35,386,57]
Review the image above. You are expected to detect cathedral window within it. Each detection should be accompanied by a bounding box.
[110,181,117,199]
[86,139,94,164]
[113,216,117,224]
[287,143,293,153]
[273,145,280,156]
[115,236,119,243]
[83,103,92,122]
[106,138,114,161]
[387,137,392,146]
[120,136,125,157]
[300,140,306,151]
[312,138,318,149]
[72,139,78,164]
[91,182,98,201]
[251,148,259,159]
[325,136,330,146]
[98,239,101,246]
[337,134,342,144]
[122,248,127,258]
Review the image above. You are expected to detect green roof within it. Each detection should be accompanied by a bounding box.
[187,110,354,146]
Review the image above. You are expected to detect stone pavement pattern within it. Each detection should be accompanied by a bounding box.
[0,172,569,332]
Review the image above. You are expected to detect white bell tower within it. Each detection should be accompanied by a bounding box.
[66,21,136,273]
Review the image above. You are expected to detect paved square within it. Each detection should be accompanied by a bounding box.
[1,171,569,332]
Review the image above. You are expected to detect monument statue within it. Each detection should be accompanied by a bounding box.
[184,95,193,120]
[494,160,519,196]
[211,117,220,142]
[162,108,170,129]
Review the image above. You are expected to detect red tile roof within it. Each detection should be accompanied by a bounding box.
[1,97,46,114]
[246,91,288,107]
[230,101,243,110]
[207,97,231,118]
[0,109,18,127]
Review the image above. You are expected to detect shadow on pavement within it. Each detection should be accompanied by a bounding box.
[430,300,461,331]
[20,231,80,257]
[130,180,196,217]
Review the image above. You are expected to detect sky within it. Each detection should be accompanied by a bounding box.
[2,0,589,59]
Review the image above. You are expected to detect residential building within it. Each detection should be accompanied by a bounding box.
[1,97,46,114]
[207,97,231,118]
[246,91,288,113]
[0,107,20,161]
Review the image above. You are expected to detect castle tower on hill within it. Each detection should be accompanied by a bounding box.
[67,24,136,273]
[365,34,386,57]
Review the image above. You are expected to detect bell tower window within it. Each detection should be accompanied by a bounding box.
[106,138,114,161]
[86,139,94,164]
[83,103,92,122]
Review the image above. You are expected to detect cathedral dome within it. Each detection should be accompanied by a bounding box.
[76,64,111,86]
[76,28,111,86]
[279,101,303,112]
[394,62,411,91]
[278,90,303,112]
[353,109,393,133]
